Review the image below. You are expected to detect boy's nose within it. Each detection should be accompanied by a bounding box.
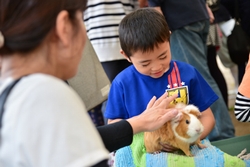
[151,64,162,71]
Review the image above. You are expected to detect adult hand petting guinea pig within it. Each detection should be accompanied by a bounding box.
[127,92,179,134]
[144,103,206,156]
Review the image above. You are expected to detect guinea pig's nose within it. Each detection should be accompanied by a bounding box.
[196,128,201,133]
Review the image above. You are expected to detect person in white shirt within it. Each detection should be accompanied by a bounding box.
[0,0,178,166]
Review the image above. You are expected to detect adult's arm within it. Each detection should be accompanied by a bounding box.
[234,92,250,122]
[92,121,133,167]
[92,160,109,167]
[97,120,133,152]
[234,54,250,122]
[97,93,179,152]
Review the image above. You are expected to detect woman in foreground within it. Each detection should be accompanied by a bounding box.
[0,0,178,166]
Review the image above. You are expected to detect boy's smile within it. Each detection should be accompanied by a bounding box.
[122,41,172,78]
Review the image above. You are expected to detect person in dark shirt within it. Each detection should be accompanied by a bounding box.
[147,0,235,141]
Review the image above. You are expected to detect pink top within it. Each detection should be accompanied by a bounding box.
[238,55,250,98]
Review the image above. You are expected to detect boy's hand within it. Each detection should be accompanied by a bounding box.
[160,142,178,152]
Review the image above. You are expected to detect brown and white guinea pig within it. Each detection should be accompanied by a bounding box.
[144,103,206,156]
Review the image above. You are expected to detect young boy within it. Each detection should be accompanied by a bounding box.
[104,8,216,140]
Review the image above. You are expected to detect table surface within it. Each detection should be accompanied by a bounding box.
[211,134,250,156]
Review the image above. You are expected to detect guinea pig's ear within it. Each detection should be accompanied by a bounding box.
[184,105,201,116]
[172,112,183,123]
[190,110,202,118]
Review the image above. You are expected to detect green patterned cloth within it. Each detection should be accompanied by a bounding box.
[115,133,250,167]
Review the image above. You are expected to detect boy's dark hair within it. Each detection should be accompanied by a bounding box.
[119,8,170,58]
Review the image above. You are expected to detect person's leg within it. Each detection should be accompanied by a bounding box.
[207,45,228,107]
[170,20,235,141]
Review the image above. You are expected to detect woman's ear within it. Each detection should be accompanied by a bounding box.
[54,10,71,46]
[120,49,131,62]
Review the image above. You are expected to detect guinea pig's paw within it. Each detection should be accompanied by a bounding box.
[197,143,207,149]
[152,151,161,154]
[184,152,193,157]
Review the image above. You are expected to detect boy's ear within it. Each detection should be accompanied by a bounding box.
[120,49,132,62]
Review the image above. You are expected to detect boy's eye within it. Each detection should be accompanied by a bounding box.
[159,56,167,60]
[142,64,149,67]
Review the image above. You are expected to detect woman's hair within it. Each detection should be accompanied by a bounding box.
[119,8,170,58]
[0,0,87,55]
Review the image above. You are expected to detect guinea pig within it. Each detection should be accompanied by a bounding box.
[144,103,206,156]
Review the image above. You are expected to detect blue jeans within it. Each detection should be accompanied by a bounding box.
[170,20,235,141]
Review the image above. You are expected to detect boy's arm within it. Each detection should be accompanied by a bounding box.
[199,107,215,139]
[108,118,123,124]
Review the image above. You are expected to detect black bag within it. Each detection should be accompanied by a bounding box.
[227,22,250,65]
[227,0,250,65]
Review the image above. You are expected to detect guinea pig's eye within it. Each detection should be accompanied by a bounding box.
[186,120,190,124]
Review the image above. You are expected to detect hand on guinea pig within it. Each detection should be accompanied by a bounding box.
[144,103,206,156]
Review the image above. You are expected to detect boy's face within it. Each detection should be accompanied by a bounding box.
[122,41,171,78]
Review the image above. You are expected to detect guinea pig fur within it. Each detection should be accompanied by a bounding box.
[144,103,206,156]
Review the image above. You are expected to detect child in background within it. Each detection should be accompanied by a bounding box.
[104,8,216,141]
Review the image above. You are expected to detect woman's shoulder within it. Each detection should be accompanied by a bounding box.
[0,73,65,95]
[9,73,84,108]
[20,73,71,92]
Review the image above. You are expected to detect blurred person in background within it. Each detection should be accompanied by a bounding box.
[147,0,235,141]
